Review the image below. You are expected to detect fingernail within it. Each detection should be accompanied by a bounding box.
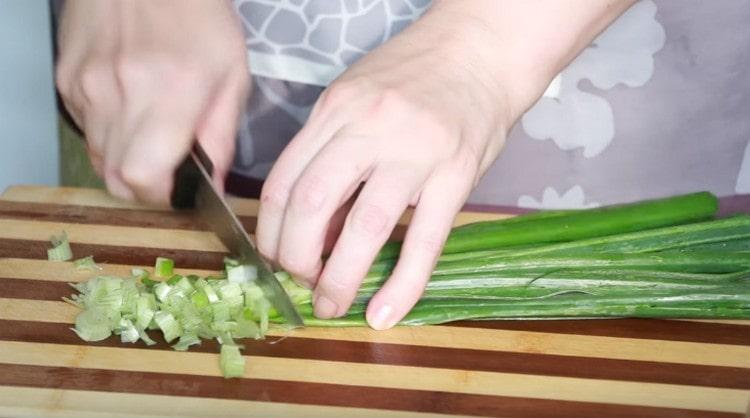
[368,304,395,330]
[313,294,338,319]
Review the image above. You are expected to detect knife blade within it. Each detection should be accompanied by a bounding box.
[171,144,304,328]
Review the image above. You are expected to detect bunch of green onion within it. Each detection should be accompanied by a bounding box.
[63,192,750,377]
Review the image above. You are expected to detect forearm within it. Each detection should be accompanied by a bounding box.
[422,0,636,123]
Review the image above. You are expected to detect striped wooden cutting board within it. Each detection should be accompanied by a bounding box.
[0,185,748,418]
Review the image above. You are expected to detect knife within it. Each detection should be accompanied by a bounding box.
[171,144,304,328]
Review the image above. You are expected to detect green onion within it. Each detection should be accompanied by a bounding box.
[377,192,718,260]
[153,311,181,343]
[73,255,100,271]
[154,257,174,278]
[47,232,73,262]
[219,344,245,378]
[172,334,201,351]
[227,264,258,284]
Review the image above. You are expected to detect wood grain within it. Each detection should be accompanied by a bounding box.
[1,185,749,418]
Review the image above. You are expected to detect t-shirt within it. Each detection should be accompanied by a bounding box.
[228,0,750,209]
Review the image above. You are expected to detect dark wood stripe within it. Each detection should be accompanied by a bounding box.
[450,318,750,346]
[1,319,748,390]
[0,278,72,301]
[0,200,209,230]
[0,200,408,240]
[0,363,740,418]
[0,238,227,270]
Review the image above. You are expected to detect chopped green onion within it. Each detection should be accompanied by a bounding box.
[47,231,73,262]
[74,255,100,271]
[136,294,156,330]
[131,268,148,278]
[138,329,157,346]
[154,257,174,278]
[219,344,245,378]
[191,290,210,308]
[118,318,140,343]
[223,257,240,268]
[72,308,111,342]
[172,334,201,351]
[166,274,183,285]
[227,264,258,284]
[203,284,219,303]
[153,311,181,343]
[141,276,159,289]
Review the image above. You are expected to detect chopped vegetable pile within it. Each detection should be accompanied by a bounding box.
[62,192,750,377]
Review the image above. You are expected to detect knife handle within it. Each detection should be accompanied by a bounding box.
[170,144,215,209]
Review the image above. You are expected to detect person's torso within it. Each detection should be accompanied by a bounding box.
[230,0,750,209]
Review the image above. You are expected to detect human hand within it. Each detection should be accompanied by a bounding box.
[255,9,517,330]
[56,0,250,204]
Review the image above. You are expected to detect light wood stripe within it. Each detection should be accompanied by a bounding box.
[678,319,750,326]
[2,298,748,370]
[0,258,219,283]
[0,340,747,413]
[0,385,461,418]
[1,185,166,211]
[0,219,226,252]
[0,299,80,323]
[1,185,509,226]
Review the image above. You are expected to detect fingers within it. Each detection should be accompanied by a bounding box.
[275,132,375,284]
[365,162,475,330]
[195,72,251,194]
[256,79,375,261]
[256,114,353,262]
[112,94,206,204]
[312,164,428,319]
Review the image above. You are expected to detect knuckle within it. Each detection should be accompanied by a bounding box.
[118,159,152,191]
[288,174,328,214]
[319,77,370,111]
[411,231,446,257]
[349,202,391,238]
[114,55,204,93]
[371,87,409,113]
[319,268,351,294]
[278,251,316,279]
[260,180,290,211]
[453,143,481,173]
[78,62,111,103]
[113,56,150,90]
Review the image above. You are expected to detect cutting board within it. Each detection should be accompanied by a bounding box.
[0,185,749,418]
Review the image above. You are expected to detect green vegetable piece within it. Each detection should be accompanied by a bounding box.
[154,257,175,278]
[153,311,182,343]
[219,344,246,378]
[74,255,100,271]
[166,274,183,285]
[191,290,210,308]
[48,231,73,262]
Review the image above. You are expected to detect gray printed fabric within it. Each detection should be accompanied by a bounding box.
[226,1,750,209]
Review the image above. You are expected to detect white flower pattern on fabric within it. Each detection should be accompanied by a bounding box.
[521,0,665,158]
[518,186,600,210]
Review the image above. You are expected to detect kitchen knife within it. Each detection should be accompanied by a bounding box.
[171,144,304,328]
